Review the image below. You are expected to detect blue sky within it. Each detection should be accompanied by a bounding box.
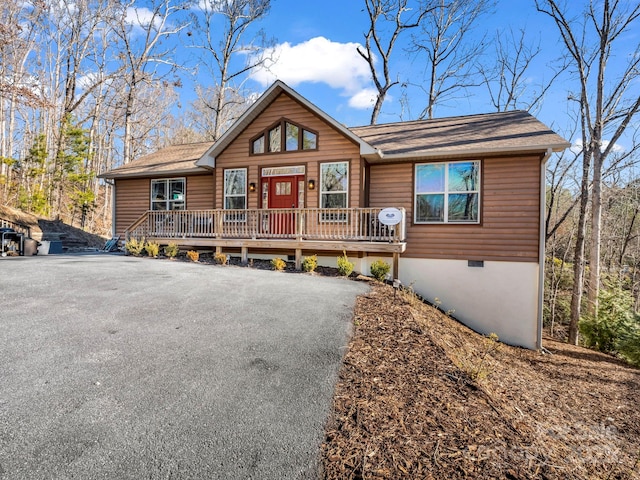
[132,0,635,154]
[181,0,568,129]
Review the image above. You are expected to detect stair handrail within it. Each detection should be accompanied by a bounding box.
[124,211,151,241]
[0,217,32,238]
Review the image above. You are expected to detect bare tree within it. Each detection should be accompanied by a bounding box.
[191,0,271,141]
[409,0,492,119]
[358,0,432,125]
[113,0,189,164]
[479,28,565,113]
[536,0,640,344]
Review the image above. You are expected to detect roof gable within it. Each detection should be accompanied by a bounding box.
[196,80,378,168]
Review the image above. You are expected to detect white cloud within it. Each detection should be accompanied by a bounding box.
[250,37,374,109]
[571,138,625,155]
[125,7,161,29]
[348,88,380,109]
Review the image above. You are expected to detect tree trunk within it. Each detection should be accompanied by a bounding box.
[568,151,591,344]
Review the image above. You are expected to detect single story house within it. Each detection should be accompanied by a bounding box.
[100,80,569,349]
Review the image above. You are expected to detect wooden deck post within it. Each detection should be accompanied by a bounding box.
[295,249,302,270]
[393,252,399,280]
[241,247,248,264]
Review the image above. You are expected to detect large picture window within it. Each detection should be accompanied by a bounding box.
[151,178,185,210]
[415,161,480,223]
[224,168,247,210]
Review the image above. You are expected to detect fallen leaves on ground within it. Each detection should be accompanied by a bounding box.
[322,283,640,479]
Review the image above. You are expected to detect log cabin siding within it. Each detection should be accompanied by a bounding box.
[215,92,362,209]
[368,155,542,262]
[114,174,215,237]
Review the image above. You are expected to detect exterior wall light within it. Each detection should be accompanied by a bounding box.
[308,179,316,190]
[249,182,256,192]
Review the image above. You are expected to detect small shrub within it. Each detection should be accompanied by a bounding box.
[125,237,145,256]
[145,241,160,258]
[400,282,423,308]
[214,252,228,265]
[271,257,286,271]
[186,250,199,262]
[302,254,318,272]
[370,259,391,282]
[579,284,634,353]
[337,250,354,277]
[164,242,179,258]
[456,333,500,382]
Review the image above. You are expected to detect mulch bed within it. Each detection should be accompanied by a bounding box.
[321,283,640,479]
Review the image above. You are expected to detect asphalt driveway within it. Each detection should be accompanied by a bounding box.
[0,254,369,479]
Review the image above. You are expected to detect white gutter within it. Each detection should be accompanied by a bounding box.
[537,147,553,350]
[363,142,570,163]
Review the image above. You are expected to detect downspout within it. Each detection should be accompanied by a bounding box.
[103,178,116,238]
[537,148,553,350]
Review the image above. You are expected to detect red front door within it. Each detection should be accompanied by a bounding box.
[265,175,303,235]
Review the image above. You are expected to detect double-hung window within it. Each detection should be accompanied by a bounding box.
[224,168,247,221]
[320,161,348,221]
[415,161,480,223]
[151,178,185,210]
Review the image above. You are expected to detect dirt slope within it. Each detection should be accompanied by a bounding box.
[322,283,640,479]
[0,205,106,249]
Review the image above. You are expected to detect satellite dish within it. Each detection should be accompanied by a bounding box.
[378,208,402,226]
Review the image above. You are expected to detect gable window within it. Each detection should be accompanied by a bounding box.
[224,168,247,210]
[251,119,318,154]
[268,125,281,152]
[151,178,185,210]
[415,161,480,223]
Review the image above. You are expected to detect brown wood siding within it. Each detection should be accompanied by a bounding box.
[114,174,214,237]
[215,92,362,209]
[187,174,215,209]
[115,178,149,237]
[368,155,542,262]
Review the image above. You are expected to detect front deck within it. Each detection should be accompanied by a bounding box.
[125,207,407,272]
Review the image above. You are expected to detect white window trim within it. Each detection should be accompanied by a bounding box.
[150,177,186,211]
[320,161,349,222]
[414,160,481,224]
[223,168,247,210]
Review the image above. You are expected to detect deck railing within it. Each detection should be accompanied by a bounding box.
[125,207,406,244]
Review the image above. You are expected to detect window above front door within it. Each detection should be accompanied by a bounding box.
[251,119,318,154]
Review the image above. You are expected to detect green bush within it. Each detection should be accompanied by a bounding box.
[164,242,179,258]
[125,237,145,256]
[579,283,640,366]
[302,255,318,272]
[617,323,640,367]
[145,241,160,258]
[271,257,286,271]
[337,251,354,277]
[370,259,391,282]
[580,284,633,353]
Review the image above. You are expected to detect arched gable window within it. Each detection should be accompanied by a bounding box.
[251,119,318,154]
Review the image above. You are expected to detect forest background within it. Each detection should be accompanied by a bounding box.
[1,0,640,358]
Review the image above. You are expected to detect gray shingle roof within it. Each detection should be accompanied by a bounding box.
[351,110,569,161]
[99,141,214,179]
